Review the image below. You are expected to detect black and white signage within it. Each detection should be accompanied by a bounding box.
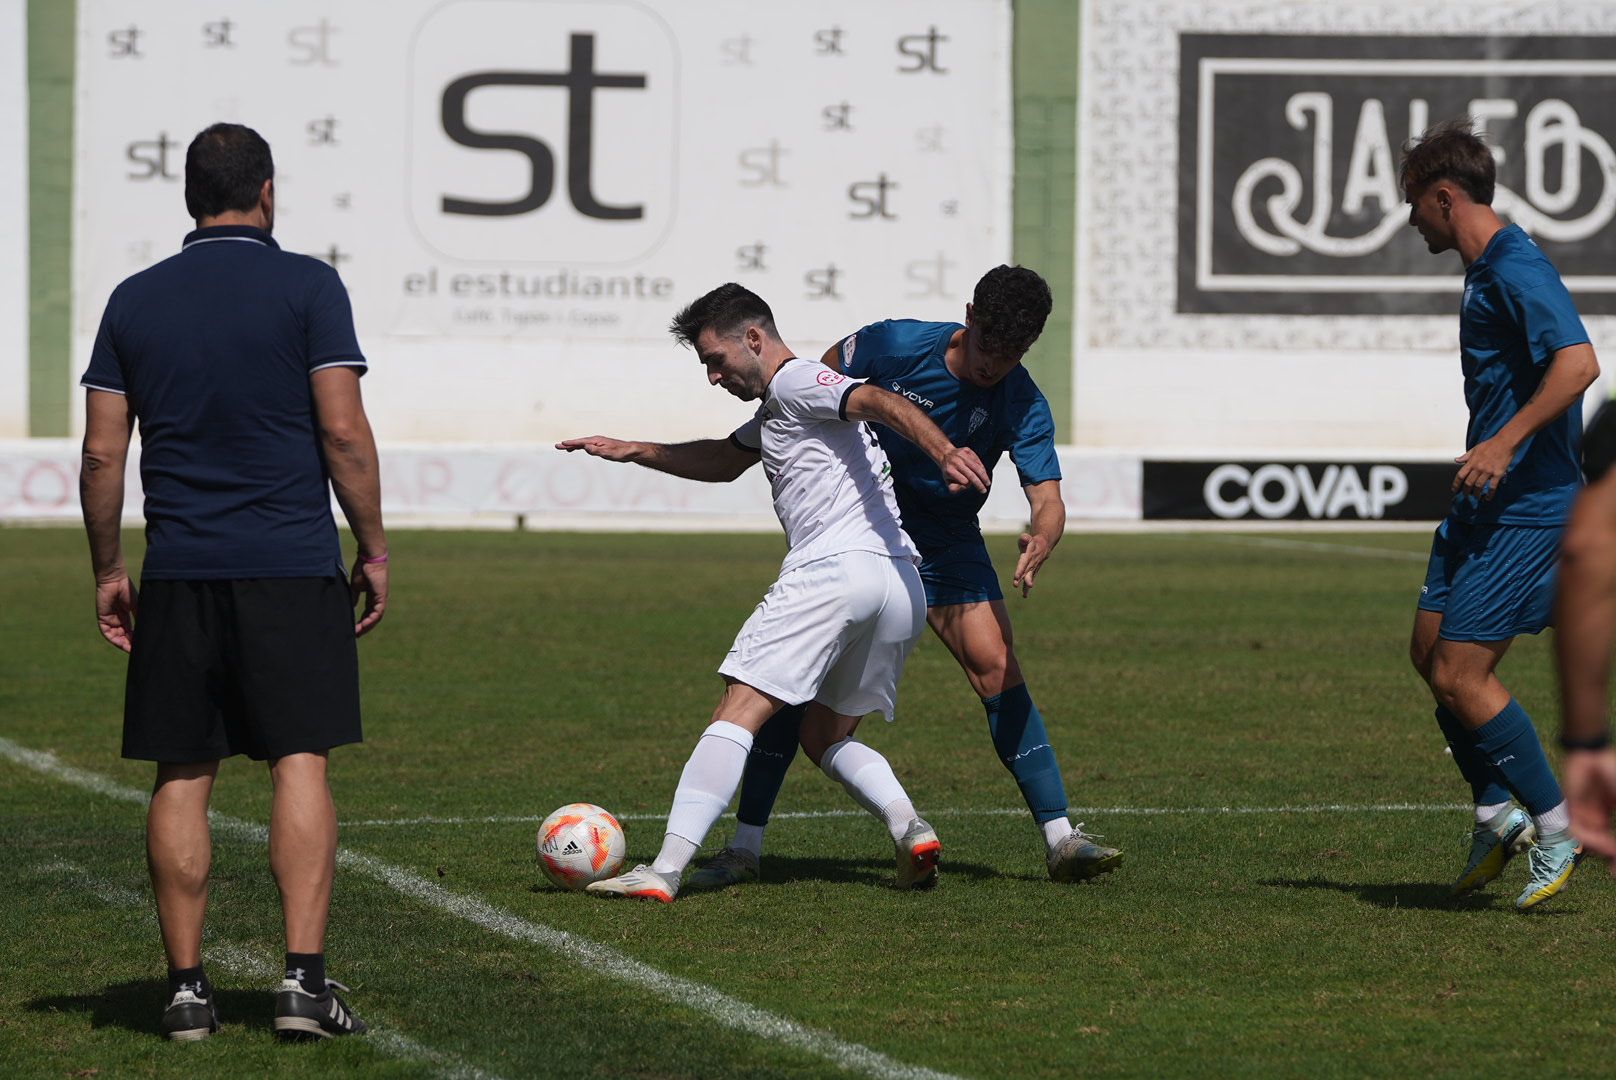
[1179,33,1616,315]
[1142,461,1455,521]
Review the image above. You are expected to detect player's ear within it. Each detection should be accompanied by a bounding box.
[964,302,975,327]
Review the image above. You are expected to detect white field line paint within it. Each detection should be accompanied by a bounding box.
[1202,533,1428,563]
[28,856,505,1080]
[2,737,966,1080]
[344,802,1471,828]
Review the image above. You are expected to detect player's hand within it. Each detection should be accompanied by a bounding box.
[940,446,990,494]
[556,436,641,463]
[1564,747,1616,871]
[1452,437,1514,500]
[94,572,138,653]
[350,555,388,637]
[1012,533,1052,598]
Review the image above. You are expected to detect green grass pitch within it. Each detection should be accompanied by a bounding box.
[3,526,1613,1078]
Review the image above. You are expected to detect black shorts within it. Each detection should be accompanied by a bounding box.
[123,577,362,763]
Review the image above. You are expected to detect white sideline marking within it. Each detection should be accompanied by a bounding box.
[2,737,966,1080]
[1204,533,1428,563]
[344,802,1471,829]
[28,857,504,1080]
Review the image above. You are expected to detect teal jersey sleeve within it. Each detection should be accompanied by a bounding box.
[1003,373,1061,487]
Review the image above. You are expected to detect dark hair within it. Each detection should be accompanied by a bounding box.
[972,265,1052,359]
[669,283,778,348]
[184,123,274,221]
[1399,118,1495,205]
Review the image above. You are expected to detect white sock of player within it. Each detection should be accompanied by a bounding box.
[820,737,915,842]
[1041,816,1075,851]
[1534,800,1571,842]
[652,721,753,876]
[1475,800,1513,828]
[731,822,766,858]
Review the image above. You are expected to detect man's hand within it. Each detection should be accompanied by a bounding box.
[350,557,388,637]
[95,572,138,652]
[556,436,642,463]
[1564,747,1616,872]
[1453,436,1516,500]
[1012,533,1052,598]
[940,446,990,494]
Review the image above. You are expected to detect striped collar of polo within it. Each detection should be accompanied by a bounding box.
[181,224,279,251]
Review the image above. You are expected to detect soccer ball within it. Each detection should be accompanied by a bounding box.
[536,803,626,890]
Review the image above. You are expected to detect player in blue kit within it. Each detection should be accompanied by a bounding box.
[1401,120,1600,910]
[688,265,1123,889]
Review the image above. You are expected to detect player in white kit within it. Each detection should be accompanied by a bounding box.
[558,283,990,901]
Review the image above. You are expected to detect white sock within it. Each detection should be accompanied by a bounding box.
[820,738,915,842]
[731,822,766,858]
[1534,800,1571,842]
[1475,801,1514,827]
[651,721,753,875]
[1041,816,1074,851]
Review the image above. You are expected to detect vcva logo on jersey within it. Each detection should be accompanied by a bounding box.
[1178,34,1616,315]
[408,0,677,264]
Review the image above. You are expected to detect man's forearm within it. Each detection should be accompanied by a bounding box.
[626,439,748,482]
[1028,493,1066,550]
[1496,346,1599,452]
[848,388,953,468]
[324,420,387,557]
[79,455,127,579]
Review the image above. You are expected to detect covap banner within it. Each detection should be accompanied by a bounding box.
[72,0,1011,443]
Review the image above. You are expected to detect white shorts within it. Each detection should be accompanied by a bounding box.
[718,551,926,720]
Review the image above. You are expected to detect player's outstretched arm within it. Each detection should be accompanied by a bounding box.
[1012,479,1066,598]
[843,384,989,494]
[1556,464,1616,868]
[556,436,759,483]
[80,389,137,652]
[1455,342,1599,499]
[312,368,389,636]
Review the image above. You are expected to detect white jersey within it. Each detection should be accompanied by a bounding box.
[730,357,918,574]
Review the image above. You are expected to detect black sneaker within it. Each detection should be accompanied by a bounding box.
[273,978,367,1039]
[160,988,220,1042]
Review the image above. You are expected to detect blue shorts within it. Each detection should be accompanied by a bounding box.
[918,540,1002,607]
[1418,517,1562,642]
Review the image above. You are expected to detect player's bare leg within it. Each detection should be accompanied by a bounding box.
[148,761,218,971]
[268,751,337,954]
[928,601,1120,880]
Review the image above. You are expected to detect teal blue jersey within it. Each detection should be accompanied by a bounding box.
[836,319,1060,551]
[1456,224,1589,525]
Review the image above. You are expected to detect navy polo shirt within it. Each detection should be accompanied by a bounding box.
[81,225,367,580]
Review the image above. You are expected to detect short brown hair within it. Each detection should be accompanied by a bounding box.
[1399,118,1495,205]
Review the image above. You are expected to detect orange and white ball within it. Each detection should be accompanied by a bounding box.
[536,803,626,890]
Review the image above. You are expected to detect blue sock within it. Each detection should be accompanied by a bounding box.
[1433,705,1511,806]
[983,683,1069,824]
[735,703,803,827]
[1470,699,1563,816]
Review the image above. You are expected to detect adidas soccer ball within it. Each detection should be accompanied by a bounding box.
[536,803,626,890]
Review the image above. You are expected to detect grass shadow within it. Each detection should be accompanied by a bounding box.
[27,978,266,1038]
[1261,875,1509,911]
[758,854,1009,887]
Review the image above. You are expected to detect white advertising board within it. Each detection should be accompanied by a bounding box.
[1076,0,1616,454]
[0,0,26,438]
[71,0,1011,443]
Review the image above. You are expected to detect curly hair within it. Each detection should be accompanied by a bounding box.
[669,283,778,348]
[971,265,1052,359]
[1399,118,1496,206]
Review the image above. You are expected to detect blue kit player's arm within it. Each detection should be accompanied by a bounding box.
[1005,380,1065,596]
[1457,279,1599,500]
[820,320,930,381]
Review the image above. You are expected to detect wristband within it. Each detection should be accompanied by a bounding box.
[1561,731,1612,752]
[361,552,389,566]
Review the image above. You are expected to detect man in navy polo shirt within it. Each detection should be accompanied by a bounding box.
[1400,119,1600,910]
[79,123,386,1039]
